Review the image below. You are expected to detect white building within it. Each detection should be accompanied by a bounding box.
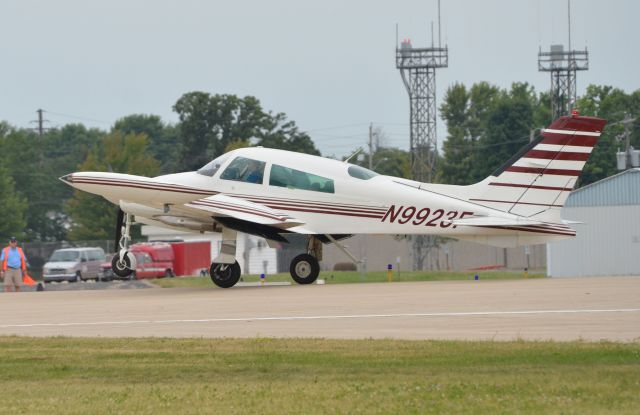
[547,168,640,277]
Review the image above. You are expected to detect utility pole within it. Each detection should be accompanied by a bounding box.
[31,108,50,136]
[615,114,638,170]
[37,109,45,136]
[368,123,374,170]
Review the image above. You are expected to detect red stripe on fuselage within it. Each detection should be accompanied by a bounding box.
[69,178,214,196]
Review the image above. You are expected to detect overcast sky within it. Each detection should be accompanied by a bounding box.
[1,0,638,157]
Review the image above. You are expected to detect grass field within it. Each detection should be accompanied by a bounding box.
[153,270,545,288]
[1,337,638,414]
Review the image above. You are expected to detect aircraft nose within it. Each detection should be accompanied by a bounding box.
[59,174,73,184]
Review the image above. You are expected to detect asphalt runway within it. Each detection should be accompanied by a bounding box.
[1,276,639,341]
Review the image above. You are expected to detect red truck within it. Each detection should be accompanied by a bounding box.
[102,241,210,280]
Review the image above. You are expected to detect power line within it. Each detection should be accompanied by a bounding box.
[43,110,111,125]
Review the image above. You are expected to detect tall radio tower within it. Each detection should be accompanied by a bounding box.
[538,0,588,119]
[396,1,448,271]
[395,1,448,183]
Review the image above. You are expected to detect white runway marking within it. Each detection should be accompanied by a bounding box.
[3,308,640,329]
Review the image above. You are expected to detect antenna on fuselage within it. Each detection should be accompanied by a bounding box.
[344,147,364,164]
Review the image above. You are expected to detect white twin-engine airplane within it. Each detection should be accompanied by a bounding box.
[61,113,606,288]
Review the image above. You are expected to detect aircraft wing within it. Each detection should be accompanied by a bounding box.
[184,194,305,229]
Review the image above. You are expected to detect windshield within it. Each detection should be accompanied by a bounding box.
[50,250,80,262]
[348,165,379,180]
[197,153,231,177]
[220,157,266,184]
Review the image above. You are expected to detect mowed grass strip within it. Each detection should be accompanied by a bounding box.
[1,337,638,414]
[153,270,545,288]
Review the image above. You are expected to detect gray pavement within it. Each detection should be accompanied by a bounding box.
[11,279,155,292]
[0,276,638,341]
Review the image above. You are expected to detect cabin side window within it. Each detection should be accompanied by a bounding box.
[348,165,378,180]
[219,157,266,184]
[269,164,335,193]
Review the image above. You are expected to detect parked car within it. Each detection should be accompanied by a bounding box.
[43,247,105,282]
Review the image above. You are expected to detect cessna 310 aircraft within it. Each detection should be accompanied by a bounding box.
[61,113,606,288]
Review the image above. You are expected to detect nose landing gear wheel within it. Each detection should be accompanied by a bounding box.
[290,254,320,285]
[111,252,135,279]
[210,261,241,288]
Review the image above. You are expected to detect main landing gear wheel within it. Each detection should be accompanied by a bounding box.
[290,254,320,285]
[210,261,241,288]
[111,252,135,279]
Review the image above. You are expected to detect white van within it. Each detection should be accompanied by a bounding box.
[43,247,106,282]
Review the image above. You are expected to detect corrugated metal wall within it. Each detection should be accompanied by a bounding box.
[566,169,640,207]
[547,205,640,277]
[321,235,546,272]
[548,169,640,277]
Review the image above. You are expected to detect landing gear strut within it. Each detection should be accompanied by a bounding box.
[111,209,137,279]
[209,227,242,288]
[289,236,321,284]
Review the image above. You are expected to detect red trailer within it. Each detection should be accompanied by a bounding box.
[170,241,211,277]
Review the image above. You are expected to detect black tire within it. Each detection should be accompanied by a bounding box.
[164,269,174,278]
[74,272,82,283]
[209,261,241,288]
[111,253,134,278]
[290,254,320,285]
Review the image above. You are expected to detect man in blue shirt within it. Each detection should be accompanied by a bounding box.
[1,237,28,292]
[244,160,264,184]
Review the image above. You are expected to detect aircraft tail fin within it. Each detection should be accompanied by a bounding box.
[469,114,607,223]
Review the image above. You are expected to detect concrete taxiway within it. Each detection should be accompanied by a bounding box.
[1,276,638,341]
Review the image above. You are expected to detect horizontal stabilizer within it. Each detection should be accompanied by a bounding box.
[447,215,546,227]
[185,194,305,229]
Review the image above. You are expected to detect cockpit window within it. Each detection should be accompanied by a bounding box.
[197,154,231,177]
[269,164,335,193]
[348,165,378,180]
[220,157,266,184]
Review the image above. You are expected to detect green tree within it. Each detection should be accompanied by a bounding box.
[113,114,180,174]
[371,148,411,178]
[474,83,536,180]
[255,113,320,156]
[0,166,27,240]
[0,121,12,138]
[0,123,104,241]
[349,147,411,179]
[576,85,640,186]
[65,131,160,241]
[438,82,502,184]
[173,92,319,171]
